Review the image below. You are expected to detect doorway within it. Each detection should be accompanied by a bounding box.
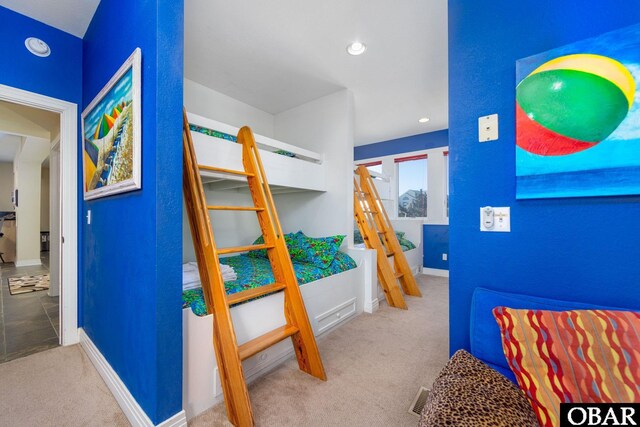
[0,84,78,350]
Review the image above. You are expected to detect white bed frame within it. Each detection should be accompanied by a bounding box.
[182,248,376,419]
[183,113,380,418]
[390,218,423,276]
[187,112,326,193]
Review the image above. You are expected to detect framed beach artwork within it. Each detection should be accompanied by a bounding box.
[516,23,640,199]
[82,48,141,200]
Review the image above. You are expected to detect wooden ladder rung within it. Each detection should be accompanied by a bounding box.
[199,165,255,177]
[218,243,273,255]
[395,272,404,279]
[386,251,394,257]
[208,205,265,212]
[226,282,286,305]
[238,325,299,361]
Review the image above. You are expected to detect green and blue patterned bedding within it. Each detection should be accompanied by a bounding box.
[182,251,357,316]
[189,124,299,158]
[353,229,416,252]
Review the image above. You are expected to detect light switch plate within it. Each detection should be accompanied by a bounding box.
[479,114,499,142]
[480,206,510,232]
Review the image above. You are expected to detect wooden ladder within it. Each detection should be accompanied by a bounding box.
[354,165,422,309]
[182,109,326,426]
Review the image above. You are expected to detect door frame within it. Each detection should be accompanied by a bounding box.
[0,84,78,345]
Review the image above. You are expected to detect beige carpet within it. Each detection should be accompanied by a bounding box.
[0,275,448,427]
[190,274,450,427]
[0,344,129,426]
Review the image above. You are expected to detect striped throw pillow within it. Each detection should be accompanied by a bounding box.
[493,307,640,427]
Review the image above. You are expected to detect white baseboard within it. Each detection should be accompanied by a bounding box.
[15,259,42,267]
[422,267,449,278]
[364,297,379,313]
[79,329,187,427]
[157,411,188,427]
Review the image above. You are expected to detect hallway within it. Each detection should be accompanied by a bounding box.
[0,252,58,363]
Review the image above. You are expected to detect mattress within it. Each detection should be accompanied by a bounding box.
[182,251,357,316]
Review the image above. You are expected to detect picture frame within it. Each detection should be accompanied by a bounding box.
[82,48,142,200]
[515,24,640,199]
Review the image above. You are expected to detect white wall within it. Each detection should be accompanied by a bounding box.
[182,189,262,263]
[273,90,355,243]
[14,136,50,266]
[184,79,275,138]
[41,166,50,231]
[0,162,14,211]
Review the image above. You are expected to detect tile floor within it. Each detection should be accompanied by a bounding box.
[0,252,59,363]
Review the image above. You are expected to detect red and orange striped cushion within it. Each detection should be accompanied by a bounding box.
[493,308,640,427]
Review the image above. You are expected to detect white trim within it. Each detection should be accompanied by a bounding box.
[364,297,379,313]
[422,267,449,278]
[0,84,78,346]
[15,259,42,267]
[157,411,187,427]
[79,329,187,427]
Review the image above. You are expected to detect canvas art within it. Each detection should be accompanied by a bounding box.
[516,24,640,199]
[82,48,141,200]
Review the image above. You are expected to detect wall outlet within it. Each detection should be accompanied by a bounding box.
[442,253,448,261]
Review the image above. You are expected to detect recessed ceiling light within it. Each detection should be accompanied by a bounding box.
[419,117,430,123]
[347,41,366,56]
[25,37,51,57]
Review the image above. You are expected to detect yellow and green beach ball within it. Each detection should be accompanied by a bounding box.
[516,54,635,155]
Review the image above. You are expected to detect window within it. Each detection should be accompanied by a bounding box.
[358,160,382,174]
[396,155,427,218]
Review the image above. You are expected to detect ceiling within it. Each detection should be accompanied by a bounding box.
[0,101,59,163]
[3,0,448,146]
[185,0,448,146]
[0,0,100,37]
[0,133,20,162]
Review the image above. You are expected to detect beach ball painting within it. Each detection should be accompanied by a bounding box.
[516,23,640,199]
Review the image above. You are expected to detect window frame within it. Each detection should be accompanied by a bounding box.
[395,154,428,220]
[354,146,449,225]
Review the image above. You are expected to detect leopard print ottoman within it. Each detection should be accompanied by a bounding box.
[419,349,538,427]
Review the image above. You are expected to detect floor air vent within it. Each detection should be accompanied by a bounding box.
[408,386,431,417]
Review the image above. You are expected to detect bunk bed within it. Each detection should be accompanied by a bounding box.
[353,170,424,275]
[182,112,374,419]
[187,112,326,193]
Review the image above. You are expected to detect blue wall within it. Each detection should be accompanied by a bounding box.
[0,7,82,104]
[82,0,183,423]
[448,1,640,354]
[355,131,449,270]
[354,130,448,161]
[0,6,84,340]
[423,225,449,270]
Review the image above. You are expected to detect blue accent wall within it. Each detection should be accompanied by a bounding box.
[448,1,640,355]
[82,0,183,423]
[0,6,84,342]
[354,131,450,271]
[424,225,449,270]
[354,130,448,161]
[0,7,82,104]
